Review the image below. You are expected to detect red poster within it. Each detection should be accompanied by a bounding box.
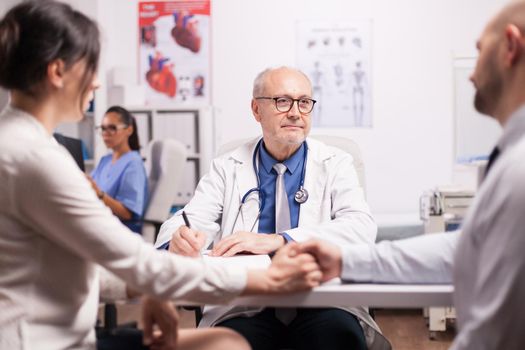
[139,1,210,105]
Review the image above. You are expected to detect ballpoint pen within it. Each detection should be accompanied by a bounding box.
[182,210,191,229]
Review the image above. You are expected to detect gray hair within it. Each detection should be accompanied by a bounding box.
[252,66,312,97]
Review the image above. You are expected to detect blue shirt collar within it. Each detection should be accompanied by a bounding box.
[259,140,305,175]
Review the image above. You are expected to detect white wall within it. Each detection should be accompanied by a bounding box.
[2,0,508,215]
[210,0,505,216]
[0,0,19,15]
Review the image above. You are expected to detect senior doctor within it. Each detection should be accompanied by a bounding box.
[156,66,389,350]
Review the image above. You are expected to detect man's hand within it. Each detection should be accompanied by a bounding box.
[141,296,179,350]
[295,240,343,282]
[244,242,322,294]
[168,225,206,257]
[211,231,286,257]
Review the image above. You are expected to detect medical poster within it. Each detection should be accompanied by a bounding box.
[139,1,210,105]
[296,20,372,128]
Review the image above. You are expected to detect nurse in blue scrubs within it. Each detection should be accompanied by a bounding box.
[88,106,148,233]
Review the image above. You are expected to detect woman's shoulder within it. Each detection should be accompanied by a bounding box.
[99,153,113,162]
[0,110,64,171]
[122,151,146,172]
[129,150,144,160]
[124,151,145,165]
[93,153,113,170]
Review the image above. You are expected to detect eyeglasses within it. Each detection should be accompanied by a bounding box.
[255,96,317,114]
[95,124,128,134]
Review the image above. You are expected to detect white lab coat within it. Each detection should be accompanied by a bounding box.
[156,137,391,349]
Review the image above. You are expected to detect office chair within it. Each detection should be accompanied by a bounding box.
[307,135,367,196]
[100,138,187,343]
[141,138,204,323]
[54,133,85,171]
[308,135,373,318]
[142,138,188,243]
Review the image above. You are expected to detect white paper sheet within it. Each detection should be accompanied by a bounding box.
[202,250,271,269]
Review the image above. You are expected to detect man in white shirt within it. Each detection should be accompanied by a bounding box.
[296,2,525,349]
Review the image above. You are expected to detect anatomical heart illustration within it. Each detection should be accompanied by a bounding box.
[171,11,201,53]
[139,1,210,105]
[146,52,177,97]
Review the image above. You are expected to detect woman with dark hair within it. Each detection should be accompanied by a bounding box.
[0,2,321,350]
[88,106,148,233]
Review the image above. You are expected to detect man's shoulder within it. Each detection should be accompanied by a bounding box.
[215,137,259,163]
[502,137,525,177]
[306,137,353,162]
[484,137,525,203]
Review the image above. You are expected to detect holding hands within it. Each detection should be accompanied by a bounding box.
[244,242,323,294]
[294,240,343,282]
[166,219,342,293]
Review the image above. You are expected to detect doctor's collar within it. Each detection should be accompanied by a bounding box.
[259,141,305,175]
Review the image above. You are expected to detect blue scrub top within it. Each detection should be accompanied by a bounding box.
[91,151,148,233]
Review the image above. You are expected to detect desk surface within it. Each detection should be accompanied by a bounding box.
[193,254,454,308]
[185,283,454,308]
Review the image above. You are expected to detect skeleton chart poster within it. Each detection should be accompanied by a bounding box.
[296,20,372,128]
[139,1,210,105]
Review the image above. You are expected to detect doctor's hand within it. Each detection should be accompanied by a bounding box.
[169,225,206,257]
[295,240,342,282]
[211,231,285,257]
[141,296,179,350]
[244,243,322,294]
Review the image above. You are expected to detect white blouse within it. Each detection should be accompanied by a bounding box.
[0,107,246,350]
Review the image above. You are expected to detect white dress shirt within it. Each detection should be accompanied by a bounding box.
[0,107,246,350]
[341,105,525,350]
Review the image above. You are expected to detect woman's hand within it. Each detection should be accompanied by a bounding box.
[85,174,132,219]
[85,174,103,198]
[141,296,179,350]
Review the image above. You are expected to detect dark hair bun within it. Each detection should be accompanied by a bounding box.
[0,15,20,87]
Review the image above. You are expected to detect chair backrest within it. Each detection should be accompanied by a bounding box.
[217,135,366,194]
[309,135,366,193]
[144,139,187,222]
[54,133,85,171]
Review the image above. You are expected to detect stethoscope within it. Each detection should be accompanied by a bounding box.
[232,139,309,232]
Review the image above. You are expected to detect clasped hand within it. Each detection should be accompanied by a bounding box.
[262,242,323,292]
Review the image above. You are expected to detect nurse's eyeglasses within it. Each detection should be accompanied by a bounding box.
[95,124,129,135]
[255,96,317,114]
